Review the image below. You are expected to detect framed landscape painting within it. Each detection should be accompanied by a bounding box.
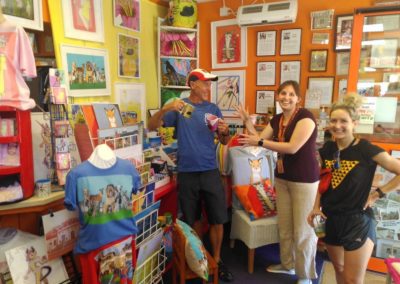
[61,45,111,97]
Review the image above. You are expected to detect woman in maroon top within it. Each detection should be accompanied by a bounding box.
[236,81,319,284]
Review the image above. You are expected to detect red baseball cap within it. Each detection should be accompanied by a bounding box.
[187,69,218,85]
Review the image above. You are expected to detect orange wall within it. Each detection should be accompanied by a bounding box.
[197,0,374,114]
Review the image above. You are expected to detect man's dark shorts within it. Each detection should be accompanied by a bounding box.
[323,211,376,251]
[178,169,228,226]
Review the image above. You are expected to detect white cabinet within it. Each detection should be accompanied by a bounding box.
[157,18,199,107]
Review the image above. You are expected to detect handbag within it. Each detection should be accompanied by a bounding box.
[318,168,332,195]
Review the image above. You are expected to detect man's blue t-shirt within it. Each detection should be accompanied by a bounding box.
[163,98,222,172]
[64,158,141,254]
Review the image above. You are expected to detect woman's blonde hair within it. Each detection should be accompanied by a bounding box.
[330,92,363,120]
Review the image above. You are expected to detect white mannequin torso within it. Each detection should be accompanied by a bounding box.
[88,144,117,169]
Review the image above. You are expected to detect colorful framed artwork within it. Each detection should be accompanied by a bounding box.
[335,14,353,51]
[113,0,140,32]
[92,103,123,129]
[310,49,328,72]
[61,45,110,97]
[280,28,302,55]
[210,70,246,117]
[3,0,43,31]
[211,19,247,69]
[257,30,276,56]
[160,58,196,87]
[115,83,147,125]
[61,0,104,42]
[160,30,197,57]
[118,33,140,78]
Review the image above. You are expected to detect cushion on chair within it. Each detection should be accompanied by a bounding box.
[233,179,277,220]
[176,219,208,280]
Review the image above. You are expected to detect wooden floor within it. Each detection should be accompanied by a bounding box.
[320,261,386,284]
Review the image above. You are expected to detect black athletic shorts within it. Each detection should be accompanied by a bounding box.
[323,210,376,251]
[178,169,228,226]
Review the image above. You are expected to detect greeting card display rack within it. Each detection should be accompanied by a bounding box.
[133,244,166,284]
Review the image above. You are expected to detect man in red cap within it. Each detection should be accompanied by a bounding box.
[148,68,233,282]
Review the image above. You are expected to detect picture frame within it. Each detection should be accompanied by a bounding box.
[115,83,147,125]
[118,33,140,78]
[308,77,334,106]
[257,31,276,56]
[3,0,43,31]
[210,70,246,117]
[312,32,330,45]
[256,62,276,86]
[160,58,196,87]
[336,52,350,75]
[211,19,247,69]
[338,79,348,102]
[61,0,104,42]
[113,0,140,32]
[280,28,302,55]
[61,45,111,97]
[334,14,353,51]
[310,49,328,72]
[311,9,334,30]
[256,90,275,114]
[280,61,301,84]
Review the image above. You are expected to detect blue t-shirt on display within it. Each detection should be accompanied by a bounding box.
[64,158,141,254]
[163,98,222,172]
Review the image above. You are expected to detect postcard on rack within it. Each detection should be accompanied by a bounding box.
[49,68,66,88]
[50,87,68,104]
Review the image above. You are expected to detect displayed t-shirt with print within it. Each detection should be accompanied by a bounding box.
[319,139,384,215]
[0,20,36,110]
[65,158,141,254]
[162,98,222,172]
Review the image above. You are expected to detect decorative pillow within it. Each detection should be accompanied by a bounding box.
[176,219,208,280]
[233,179,277,220]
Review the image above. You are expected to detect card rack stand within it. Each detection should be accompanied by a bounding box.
[48,103,70,185]
[134,205,161,247]
[133,243,167,284]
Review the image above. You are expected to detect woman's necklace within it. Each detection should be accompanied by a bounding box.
[277,107,299,174]
[333,137,357,170]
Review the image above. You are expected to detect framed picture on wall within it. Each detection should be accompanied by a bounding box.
[309,50,328,72]
[338,78,348,102]
[118,33,140,78]
[113,0,140,32]
[312,33,330,45]
[257,31,276,56]
[335,14,353,51]
[211,19,247,69]
[61,0,104,42]
[115,83,146,125]
[308,77,334,106]
[210,70,246,117]
[336,52,350,75]
[280,61,301,84]
[256,62,275,86]
[280,29,302,55]
[61,45,111,97]
[311,9,334,30]
[3,0,43,31]
[256,90,275,114]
